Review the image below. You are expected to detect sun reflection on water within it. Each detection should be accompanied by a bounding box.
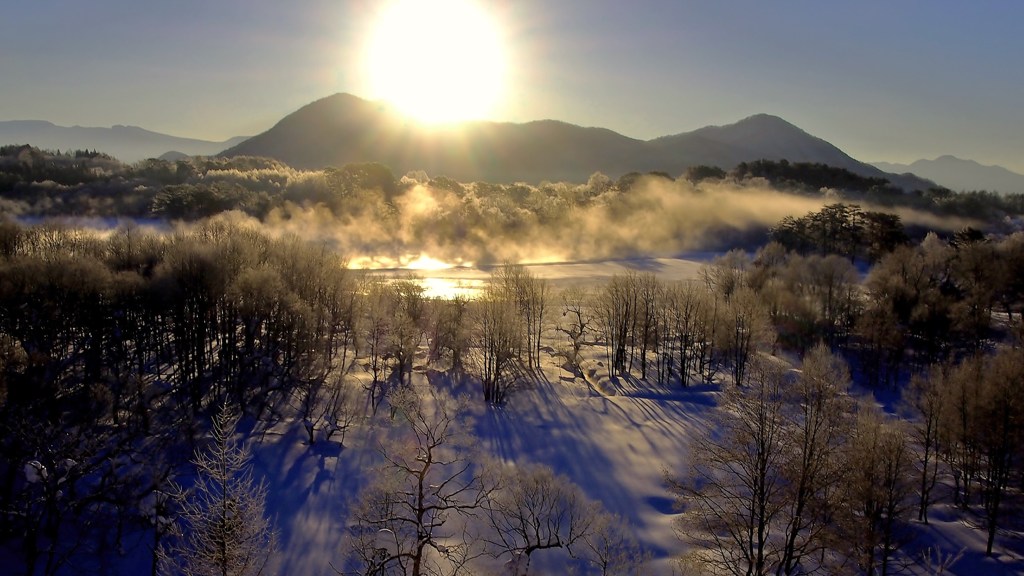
[349,253,486,299]
[418,277,486,299]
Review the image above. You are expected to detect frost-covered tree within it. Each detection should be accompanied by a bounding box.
[670,346,855,576]
[345,387,496,576]
[715,288,774,386]
[597,274,635,377]
[474,288,524,405]
[160,407,276,576]
[485,463,600,574]
[555,286,595,372]
[974,347,1024,556]
[492,264,548,371]
[777,344,852,575]
[580,510,649,576]
[668,358,788,576]
[427,296,471,371]
[842,404,913,576]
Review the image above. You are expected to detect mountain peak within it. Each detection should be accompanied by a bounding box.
[736,113,796,126]
[691,113,809,140]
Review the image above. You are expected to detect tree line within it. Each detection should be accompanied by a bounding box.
[4,146,1024,248]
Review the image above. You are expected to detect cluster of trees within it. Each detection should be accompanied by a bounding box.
[732,159,893,194]
[903,350,1024,557]
[670,341,1024,576]
[646,241,1024,573]
[770,203,908,262]
[0,219,361,573]
[0,144,120,188]
[586,270,764,388]
[333,222,1024,573]
[670,346,861,575]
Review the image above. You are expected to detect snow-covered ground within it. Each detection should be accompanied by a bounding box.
[245,340,1024,575]
[244,341,718,575]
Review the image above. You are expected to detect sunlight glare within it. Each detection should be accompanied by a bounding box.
[419,277,484,299]
[363,0,507,123]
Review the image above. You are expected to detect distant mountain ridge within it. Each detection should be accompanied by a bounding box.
[873,156,1024,195]
[0,120,247,163]
[221,93,934,190]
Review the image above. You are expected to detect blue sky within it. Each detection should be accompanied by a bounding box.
[2,1,1022,171]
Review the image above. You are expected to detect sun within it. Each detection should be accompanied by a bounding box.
[363,0,508,124]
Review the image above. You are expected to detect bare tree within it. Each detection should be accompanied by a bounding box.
[473,288,524,405]
[902,366,946,524]
[632,272,662,380]
[555,286,594,371]
[160,407,276,576]
[667,358,788,576]
[493,264,548,371]
[597,274,635,377]
[657,279,717,387]
[842,403,913,576]
[777,344,852,575]
[580,511,649,576]
[486,463,599,574]
[344,387,496,576]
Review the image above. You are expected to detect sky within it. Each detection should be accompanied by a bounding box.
[1,0,1022,172]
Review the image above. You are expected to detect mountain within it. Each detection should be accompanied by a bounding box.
[220,94,647,183]
[222,93,932,190]
[873,156,1024,195]
[0,120,247,163]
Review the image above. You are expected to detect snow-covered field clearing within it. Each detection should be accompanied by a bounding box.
[249,347,718,574]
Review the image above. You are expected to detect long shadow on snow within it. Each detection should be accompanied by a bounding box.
[602,375,718,452]
[250,420,378,574]
[478,369,678,558]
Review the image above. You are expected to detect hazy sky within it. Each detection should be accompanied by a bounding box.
[2,1,1022,171]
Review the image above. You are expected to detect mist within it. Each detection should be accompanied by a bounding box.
[239,175,839,267]
[1,150,985,270]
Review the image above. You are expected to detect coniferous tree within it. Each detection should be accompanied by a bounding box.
[160,407,276,576]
